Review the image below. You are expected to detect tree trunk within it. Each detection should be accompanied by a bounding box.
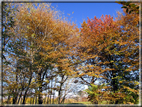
[35,96,37,104]
[61,93,67,104]
[12,93,18,104]
[7,95,10,104]
[58,77,64,104]
[22,77,32,104]
[38,70,43,104]
[33,97,34,104]
[22,89,28,104]
[58,75,68,104]
[52,92,54,104]
[12,69,19,104]
[17,91,22,104]
[47,94,49,104]
[22,64,32,104]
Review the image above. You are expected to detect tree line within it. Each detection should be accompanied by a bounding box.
[2,1,140,105]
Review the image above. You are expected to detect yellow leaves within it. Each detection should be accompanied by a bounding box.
[79,73,85,77]
[31,33,35,37]
[31,78,36,83]
[88,55,98,59]
[103,86,110,89]
[44,79,49,84]
[103,61,110,65]
[39,52,44,56]
[26,26,30,29]
[77,35,80,38]
[134,81,139,85]
[87,64,94,68]
[87,72,93,76]
[123,86,138,93]
[127,102,134,105]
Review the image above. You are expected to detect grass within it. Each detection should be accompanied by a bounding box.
[64,102,91,104]
[100,100,109,104]
[76,102,92,104]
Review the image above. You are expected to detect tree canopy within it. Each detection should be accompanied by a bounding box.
[2,2,140,105]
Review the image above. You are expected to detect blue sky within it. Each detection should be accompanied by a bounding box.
[49,2,124,89]
[51,3,123,28]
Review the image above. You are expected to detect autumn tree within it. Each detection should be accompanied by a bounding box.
[2,2,21,104]
[75,14,119,86]
[9,3,78,104]
[76,7,139,104]
[3,18,34,104]
[113,3,139,104]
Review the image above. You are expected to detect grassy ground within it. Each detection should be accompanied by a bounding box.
[75,102,92,104]
[64,101,91,104]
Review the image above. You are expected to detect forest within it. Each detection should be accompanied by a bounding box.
[1,1,141,106]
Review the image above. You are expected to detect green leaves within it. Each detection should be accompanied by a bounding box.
[121,5,127,8]
[31,33,35,37]
[27,26,30,29]
[85,83,106,104]
[3,61,11,65]
[119,1,139,14]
